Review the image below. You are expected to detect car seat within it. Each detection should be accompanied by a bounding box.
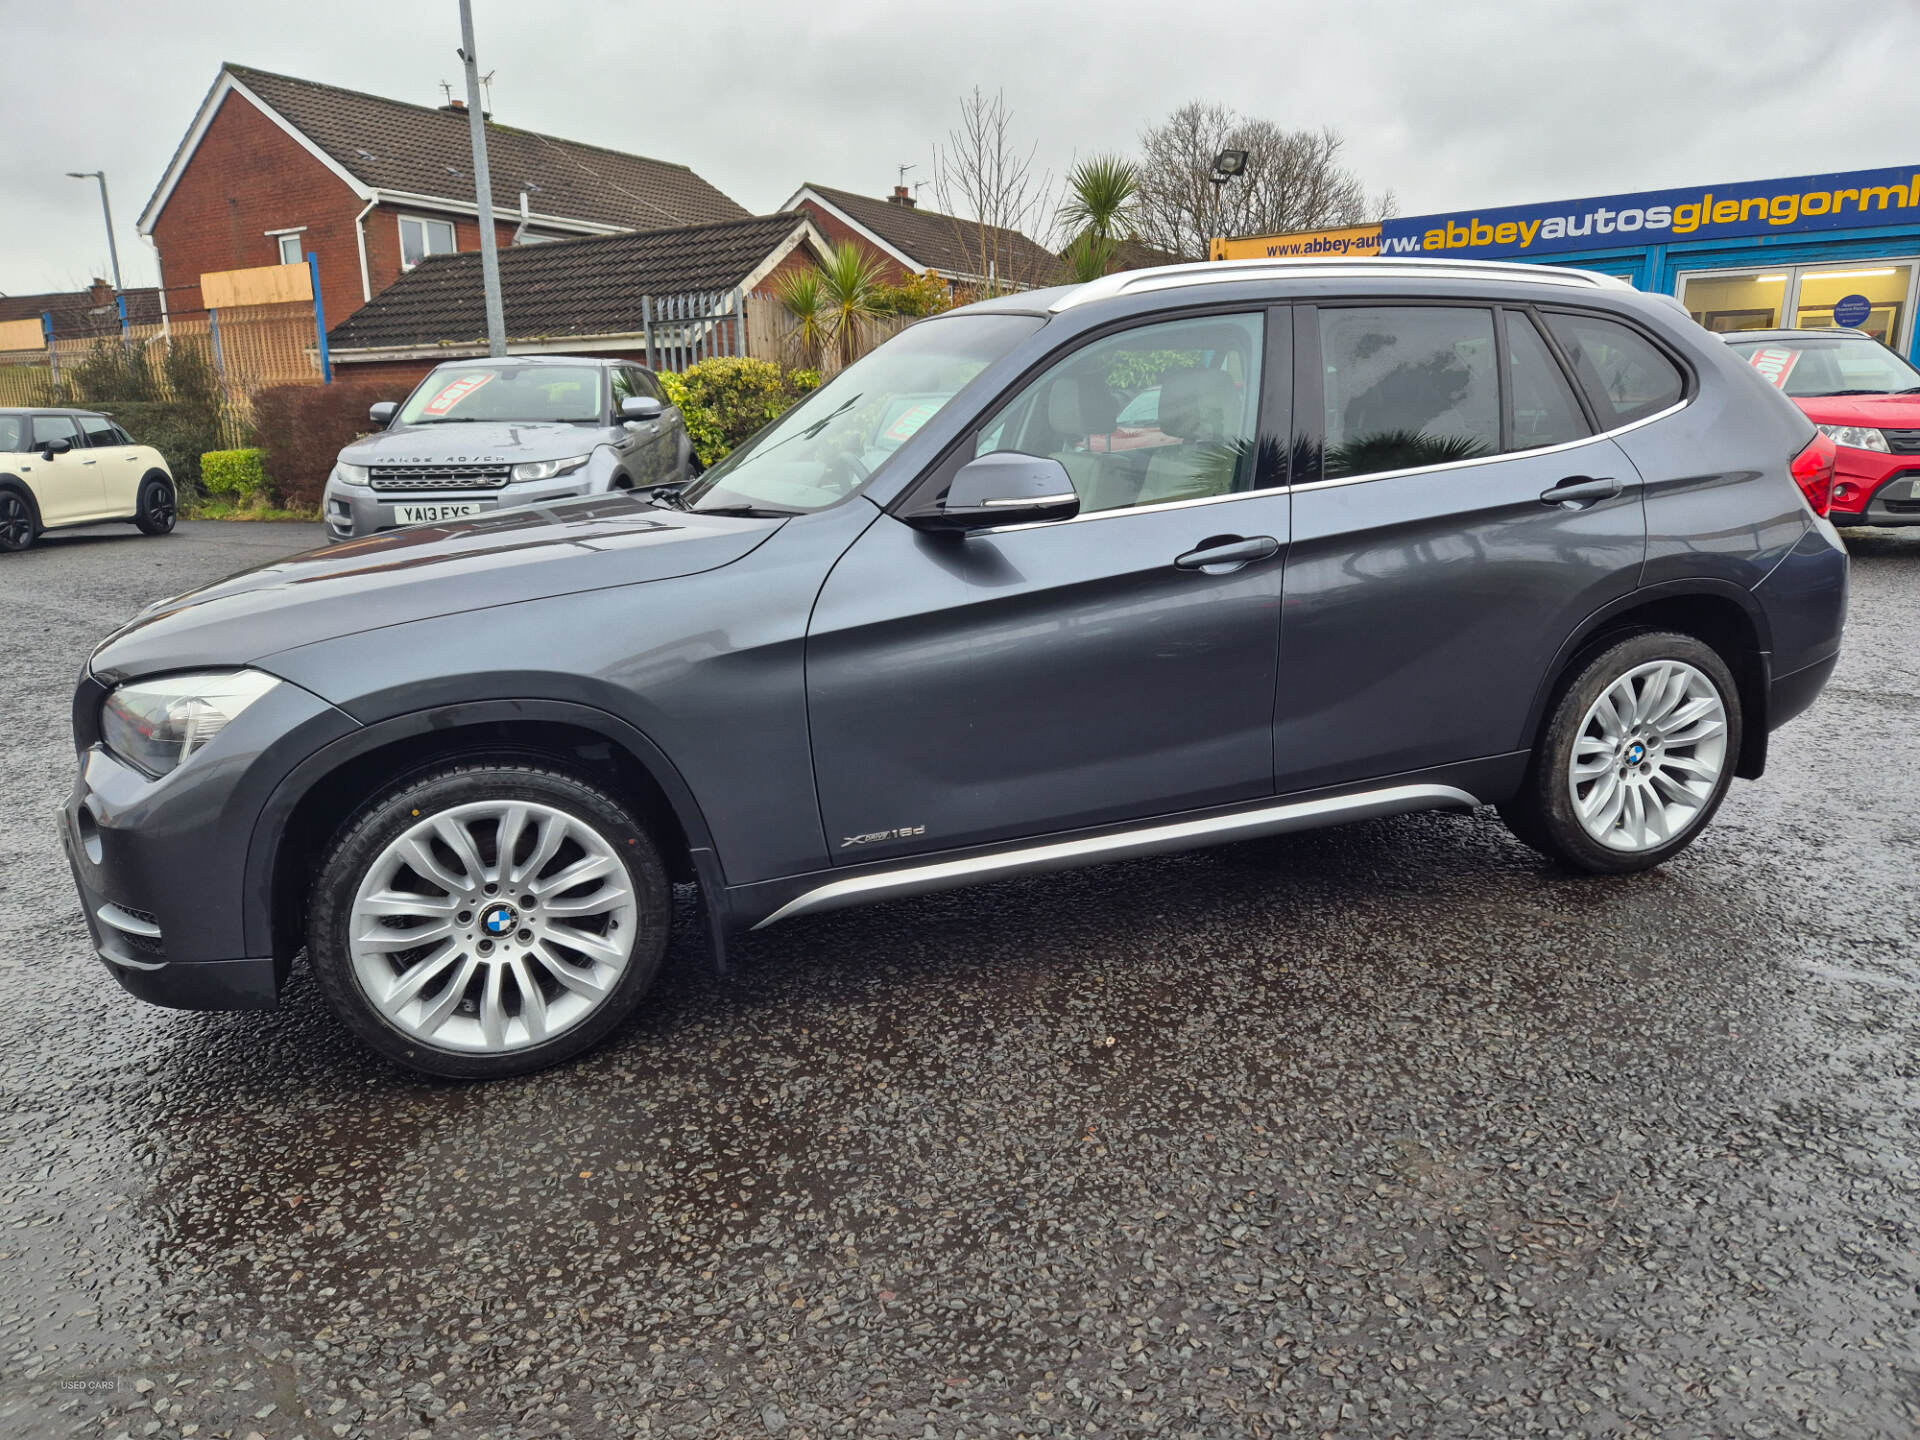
[1042,374,1130,511]
[1137,369,1245,505]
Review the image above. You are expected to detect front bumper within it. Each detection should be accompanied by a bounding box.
[1828,452,1920,528]
[60,674,358,1010]
[322,473,602,542]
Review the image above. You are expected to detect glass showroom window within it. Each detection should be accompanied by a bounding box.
[400,216,457,270]
[1680,261,1920,350]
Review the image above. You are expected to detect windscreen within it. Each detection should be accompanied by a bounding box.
[1728,336,1920,398]
[397,364,605,424]
[681,312,1046,514]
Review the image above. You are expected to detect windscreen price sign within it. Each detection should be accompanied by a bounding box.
[1745,346,1802,390]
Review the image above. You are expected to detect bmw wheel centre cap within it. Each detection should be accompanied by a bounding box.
[482,903,518,936]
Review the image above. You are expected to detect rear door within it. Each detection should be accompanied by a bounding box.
[807,308,1291,862]
[1275,301,1648,793]
[24,414,103,525]
[78,414,142,514]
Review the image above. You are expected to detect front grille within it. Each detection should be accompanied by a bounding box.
[1883,428,1920,456]
[370,463,512,492]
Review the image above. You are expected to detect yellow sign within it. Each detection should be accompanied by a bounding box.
[1211,225,1385,261]
[200,261,314,309]
[0,318,47,351]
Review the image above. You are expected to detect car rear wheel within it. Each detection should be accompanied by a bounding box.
[133,475,177,535]
[0,489,37,552]
[1500,631,1741,873]
[307,763,671,1078]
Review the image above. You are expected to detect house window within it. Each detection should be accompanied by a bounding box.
[277,233,304,266]
[400,216,458,269]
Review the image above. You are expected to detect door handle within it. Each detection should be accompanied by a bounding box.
[1174,535,1280,574]
[81,458,97,466]
[1539,475,1621,508]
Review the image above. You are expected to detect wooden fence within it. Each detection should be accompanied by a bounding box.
[741,291,914,376]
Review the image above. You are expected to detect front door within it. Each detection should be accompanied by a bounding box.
[24,414,102,525]
[807,309,1290,863]
[1275,302,1649,792]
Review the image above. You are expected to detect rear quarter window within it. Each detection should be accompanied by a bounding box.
[1543,311,1687,428]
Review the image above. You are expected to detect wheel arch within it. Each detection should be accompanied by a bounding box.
[0,474,43,527]
[248,699,720,975]
[1523,581,1772,783]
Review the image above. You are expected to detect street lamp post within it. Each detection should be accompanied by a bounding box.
[1208,149,1249,261]
[65,170,125,295]
[457,0,507,357]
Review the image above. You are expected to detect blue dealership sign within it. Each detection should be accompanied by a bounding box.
[1833,294,1874,327]
[1368,164,1920,260]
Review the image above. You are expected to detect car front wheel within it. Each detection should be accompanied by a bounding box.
[307,763,671,1078]
[1500,630,1741,873]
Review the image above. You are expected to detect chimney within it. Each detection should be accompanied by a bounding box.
[888,185,916,208]
[440,98,467,113]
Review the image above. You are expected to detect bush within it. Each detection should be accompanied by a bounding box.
[201,448,269,499]
[873,269,952,317]
[252,382,410,509]
[662,358,819,467]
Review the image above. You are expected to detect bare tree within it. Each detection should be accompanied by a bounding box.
[930,88,1055,293]
[1135,102,1392,260]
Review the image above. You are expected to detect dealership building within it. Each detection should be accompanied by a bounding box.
[1215,163,1920,361]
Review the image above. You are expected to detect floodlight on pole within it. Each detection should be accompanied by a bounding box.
[66,170,125,294]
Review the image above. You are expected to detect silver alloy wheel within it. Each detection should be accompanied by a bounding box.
[347,800,638,1053]
[1569,659,1729,852]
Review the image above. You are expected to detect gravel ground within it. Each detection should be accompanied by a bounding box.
[1,519,1917,1440]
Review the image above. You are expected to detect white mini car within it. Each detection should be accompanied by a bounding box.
[0,407,177,552]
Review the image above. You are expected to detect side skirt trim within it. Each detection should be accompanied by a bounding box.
[751,783,1479,929]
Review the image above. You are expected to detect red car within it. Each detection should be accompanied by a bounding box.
[1724,328,1920,526]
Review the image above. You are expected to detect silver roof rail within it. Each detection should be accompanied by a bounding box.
[1050,256,1634,312]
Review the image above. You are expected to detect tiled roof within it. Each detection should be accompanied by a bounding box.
[329,213,816,350]
[206,65,747,232]
[800,184,1062,288]
[0,287,163,339]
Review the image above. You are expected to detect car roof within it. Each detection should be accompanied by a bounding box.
[0,406,108,416]
[427,355,630,369]
[1717,327,1873,344]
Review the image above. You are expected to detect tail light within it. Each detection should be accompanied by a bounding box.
[1789,431,1837,517]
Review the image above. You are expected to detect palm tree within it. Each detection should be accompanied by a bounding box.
[774,270,829,369]
[818,242,889,371]
[1057,155,1140,279]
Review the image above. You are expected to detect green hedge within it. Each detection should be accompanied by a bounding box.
[661,358,821,467]
[201,448,269,498]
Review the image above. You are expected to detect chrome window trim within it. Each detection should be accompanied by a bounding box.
[754,782,1479,928]
[1290,398,1691,495]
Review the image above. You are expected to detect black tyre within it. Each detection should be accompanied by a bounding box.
[133,474,177,535]
[0,487,37,552]
[1500,631,1742,874]
[307,762,671,1079]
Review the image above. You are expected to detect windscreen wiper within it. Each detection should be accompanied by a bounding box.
[690,504,797,519]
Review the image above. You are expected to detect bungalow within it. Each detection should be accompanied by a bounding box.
[325,212,833,385]
[782,182,1062,292]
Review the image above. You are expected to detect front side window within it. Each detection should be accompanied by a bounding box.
[975,312,1266,513]
[0,416,24,452]
[681,312,1044,515]
[79,415,121,448]
[395,363,605,425]
[1321,307,1499,480]
[276,233,304,266]
[1543,311,1685,427]
[1725,334,1920,398]
[610,367,637,407]
[31,415,80,449]
[400,216,457,270]
[1505,312,1590,451]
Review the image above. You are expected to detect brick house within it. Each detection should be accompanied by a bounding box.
[324,212,832,387]
[782,182,1062,292]
[137,63,748,322]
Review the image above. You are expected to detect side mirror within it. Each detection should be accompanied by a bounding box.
[909,452,1081,533]
[621,395,664,423]
[39,436,72,460]
[369,401,398,426]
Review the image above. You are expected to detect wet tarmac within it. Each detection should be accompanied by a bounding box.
[1,519,1916,1439]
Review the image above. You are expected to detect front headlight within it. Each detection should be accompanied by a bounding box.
[1816,423,1891,453]
[100,670,281,777]
[511,455,589,483]
[334,461,371,487]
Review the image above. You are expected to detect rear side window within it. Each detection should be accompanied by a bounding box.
[1543,311,1686,427]
[79,415,120,448]
[1505,312,1589,451]
[1320,307,1499,479]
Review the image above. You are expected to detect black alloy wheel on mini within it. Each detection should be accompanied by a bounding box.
[134,476,177,536]
[0,489,36,551]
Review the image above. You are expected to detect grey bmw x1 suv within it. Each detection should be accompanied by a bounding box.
[61,258,1847,1078]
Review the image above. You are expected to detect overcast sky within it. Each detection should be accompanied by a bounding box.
[1,0,1914,296]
